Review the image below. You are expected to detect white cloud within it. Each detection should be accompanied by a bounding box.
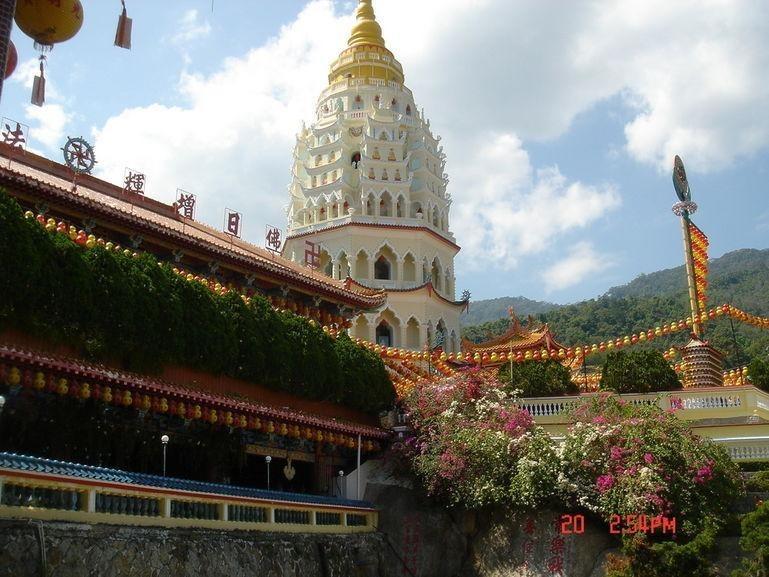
[23,104,71,153]
[451,133,621,270]
[89,0,766,280]
[171,10,211,46]
[93,1,350,242]
[372,0,769,172]
[542,241,614,293]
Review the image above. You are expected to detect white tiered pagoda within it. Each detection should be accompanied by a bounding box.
[283,0,466,353]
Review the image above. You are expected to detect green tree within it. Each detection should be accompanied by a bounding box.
[732,501,769,577]
[600,350,681,394]
[749,357,769,392]
[498,360,578,397]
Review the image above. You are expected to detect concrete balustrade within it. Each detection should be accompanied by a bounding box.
[0,454,376,533]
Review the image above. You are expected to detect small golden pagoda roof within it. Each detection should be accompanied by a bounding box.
[348,0,385,48]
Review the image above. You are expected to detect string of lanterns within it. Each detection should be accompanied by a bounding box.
[0,363,380,452]
[689,223,709,310]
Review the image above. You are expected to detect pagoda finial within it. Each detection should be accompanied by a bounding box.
[347,0,385,48]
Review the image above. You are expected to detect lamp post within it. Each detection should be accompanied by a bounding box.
[160,434,169,476]
[265,455,272,490]
[337,470,344,498]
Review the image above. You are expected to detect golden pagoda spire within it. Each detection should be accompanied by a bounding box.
[347,0,385,48]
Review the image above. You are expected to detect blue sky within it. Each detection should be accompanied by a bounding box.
[3,0,767,305]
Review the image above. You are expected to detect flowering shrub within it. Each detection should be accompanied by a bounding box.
[558,393,741,537]
[400,368,559,509]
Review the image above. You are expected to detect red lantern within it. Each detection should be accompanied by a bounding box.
[5,40,17,79]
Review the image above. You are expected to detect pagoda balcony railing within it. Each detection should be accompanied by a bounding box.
[319,77,412,101]
[0,453,376,533]
[288,214,457,243]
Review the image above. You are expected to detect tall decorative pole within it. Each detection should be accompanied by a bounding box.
[671,155,702,337]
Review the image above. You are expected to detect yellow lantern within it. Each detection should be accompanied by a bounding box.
[15,0,84,48]
[7,367,21,386]
[490,352,499,362]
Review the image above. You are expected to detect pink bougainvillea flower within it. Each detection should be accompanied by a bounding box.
[596,474,615,493]
[644,453,654,464]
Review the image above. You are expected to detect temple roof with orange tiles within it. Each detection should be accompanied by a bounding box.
[461,309,566,357]
[0,143,386,312]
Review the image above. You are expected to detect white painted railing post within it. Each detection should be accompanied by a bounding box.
[162,498,172,518]
[219,502,228,522]
[0,478,4,506]
[311,510,317,526]
[86,489,96,513]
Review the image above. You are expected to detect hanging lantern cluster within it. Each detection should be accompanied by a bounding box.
[14,0,84,106]
[0,363,382,452]
[689,223,709,310]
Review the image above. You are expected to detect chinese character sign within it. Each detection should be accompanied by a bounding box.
[1,119,28,150]
[265,225,282,254]
[401,513,421,576]
[123,168,146,195]
[176,190,196,219]
[304,241,321,269]
[225,209,242,237]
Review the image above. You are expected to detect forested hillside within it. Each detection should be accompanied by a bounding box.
[462,249,769,367]
[462,296,559,326]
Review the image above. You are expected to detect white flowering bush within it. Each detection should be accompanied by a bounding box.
[398,368,559,509]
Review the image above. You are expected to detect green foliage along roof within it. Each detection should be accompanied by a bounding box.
[0,188,394,414]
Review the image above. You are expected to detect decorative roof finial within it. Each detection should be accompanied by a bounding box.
[348,0,385,48]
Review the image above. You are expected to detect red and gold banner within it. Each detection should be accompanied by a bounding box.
[688,221,709,310]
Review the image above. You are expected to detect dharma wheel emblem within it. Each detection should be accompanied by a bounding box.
[62,136,96,174]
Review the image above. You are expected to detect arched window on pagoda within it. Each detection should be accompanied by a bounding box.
[351,151,361,168]
[374,256,391,280]
[379,191,392,216]
[315,155,322,167]
[396,195,405,217]
[381,168,389,181]
[374,94,380,106]
[391,98,398,111]
[353,95,363,110]
[406,104,412,116]
[311,176,317,187]
[319,206,327,221]
[394,169,401,182]
[431,257,443,291]
[343,200,350,214]
[376,321,393,347]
